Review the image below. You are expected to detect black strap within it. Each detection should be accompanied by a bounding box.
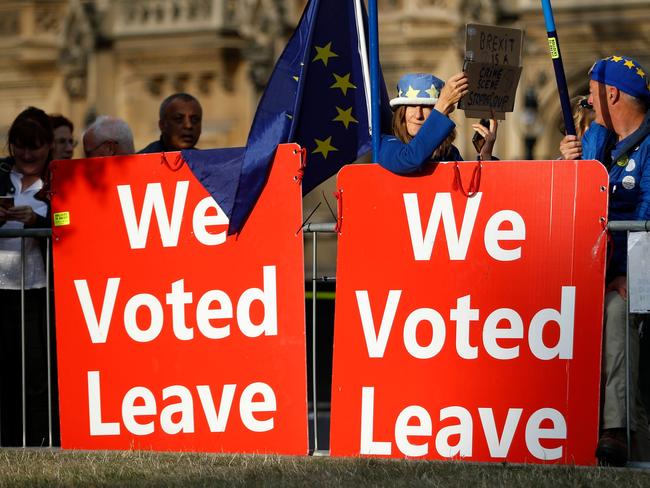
[611,110,650,164]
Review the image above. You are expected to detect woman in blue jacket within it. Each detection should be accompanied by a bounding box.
[378,72,498,175]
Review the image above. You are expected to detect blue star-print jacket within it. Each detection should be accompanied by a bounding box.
[583,114,650,278]
[377,110,462,174]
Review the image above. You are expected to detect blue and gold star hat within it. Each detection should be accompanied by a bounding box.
[389,73,444,109]
[590,56,650,104]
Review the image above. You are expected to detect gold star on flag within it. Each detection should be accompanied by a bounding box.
[624,59,635,69]
[313,136,338,159]
[611,56,623,62]
[313,42,338,66]
[405,85,420,99]
[333,106,358,129]
[330,73,356,95]
[425,84,439,99]
[637,67,646,78]
[293,76,299,82]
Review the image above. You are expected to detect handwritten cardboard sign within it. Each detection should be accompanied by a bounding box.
[459,23,524,120]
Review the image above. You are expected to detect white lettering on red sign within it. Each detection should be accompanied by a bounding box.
[74,266,278,344]
[356,287,575,360]
[359,387,566,460]
[403,193,525,262]
[88,371,277,436]
[117,181,228,249]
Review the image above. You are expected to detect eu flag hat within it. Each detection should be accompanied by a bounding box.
[390,73,445,109]
[589,56,650,104]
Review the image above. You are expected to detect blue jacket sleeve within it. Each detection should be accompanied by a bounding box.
[377,110,455,175]
[582,122,613,161]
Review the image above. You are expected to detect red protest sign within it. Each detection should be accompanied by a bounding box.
[51,144,308,454]
[330,161,608,465]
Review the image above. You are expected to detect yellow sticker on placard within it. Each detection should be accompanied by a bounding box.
[548,38,559,59]
[53,212,70,226]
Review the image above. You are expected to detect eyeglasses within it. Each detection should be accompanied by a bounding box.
[55,138,78,147]
[84,139,117,157]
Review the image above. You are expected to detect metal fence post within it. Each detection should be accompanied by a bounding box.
[311,230,319,453]
[304,222,336,456]
[20,237,26,448]
[46,236,53,448]
[626,230,631,459]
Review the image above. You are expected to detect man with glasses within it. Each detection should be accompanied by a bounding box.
[50,114,77,160]
[83,116,135,158]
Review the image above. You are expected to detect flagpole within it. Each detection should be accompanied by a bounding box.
[541,0,576,136]
[368,0,381,162]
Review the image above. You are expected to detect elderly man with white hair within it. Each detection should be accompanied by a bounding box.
[83,116,135,158]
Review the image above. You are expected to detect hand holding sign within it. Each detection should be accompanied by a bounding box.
[434,72,469,116]
[472,118,499,159]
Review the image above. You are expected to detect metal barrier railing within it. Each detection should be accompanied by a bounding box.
[0,227,55,448]
[303,222,336,455]
[304,220,650,464]
[608,221,650,466]
[2,220,649,462]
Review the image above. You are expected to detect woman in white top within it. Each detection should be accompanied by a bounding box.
[0,106,53,446]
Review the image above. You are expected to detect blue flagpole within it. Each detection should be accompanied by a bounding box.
[541,0,576,136]
[368,0,381,163]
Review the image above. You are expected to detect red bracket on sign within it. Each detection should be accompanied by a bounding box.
[453,160,482,198]
[293,147,308,185]
[334,189,343,233]
[161,152,185,171]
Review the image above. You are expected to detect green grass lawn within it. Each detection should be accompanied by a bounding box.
[0,450,649,487]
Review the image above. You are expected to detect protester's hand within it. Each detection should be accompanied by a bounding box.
[474,118,498,160]
[435,72,469,116]
[606,275,627,300]
[560,135,582,160]
[7,205,37,226]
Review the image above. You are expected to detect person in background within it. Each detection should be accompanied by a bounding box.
[560,55,650,466]
[83,115,135,158]
[378,72,498,174]
[50,114,76,160]
[139,92,202,154]
[559,96,596,140]
[0,106,53,446]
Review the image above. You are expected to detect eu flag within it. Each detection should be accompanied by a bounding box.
[183,0,389,234]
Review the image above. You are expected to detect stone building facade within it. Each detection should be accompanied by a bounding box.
[0,0,302,152]
[377,0,650,160]
[0,0,648,158]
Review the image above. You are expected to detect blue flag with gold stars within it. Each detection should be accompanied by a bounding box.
[182,0,389,233]
[226,0,389,232]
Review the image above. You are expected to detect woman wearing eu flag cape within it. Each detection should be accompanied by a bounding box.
[378,72,499,174]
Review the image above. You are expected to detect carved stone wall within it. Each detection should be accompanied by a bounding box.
[0,0,296,154]
[0,0,648,161]
[377,0,650,159]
